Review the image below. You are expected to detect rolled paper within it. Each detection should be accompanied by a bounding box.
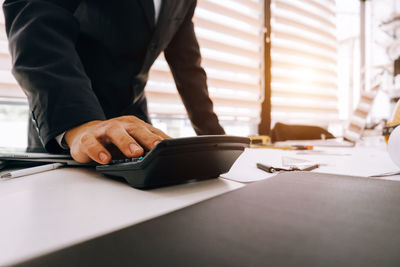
[386,100,400,143]
[391,100,400,124]
[388,126,400,169]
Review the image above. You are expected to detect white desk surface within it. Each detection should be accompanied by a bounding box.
[0,168,243,266]
[1,139,399,265]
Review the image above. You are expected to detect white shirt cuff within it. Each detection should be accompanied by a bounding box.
[55,132,69,149]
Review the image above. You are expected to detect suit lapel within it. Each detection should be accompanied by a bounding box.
[153,0,172,36]
[138,0,155,29]
[141,0,175,72]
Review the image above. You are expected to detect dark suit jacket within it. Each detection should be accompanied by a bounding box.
[3,0,225,152]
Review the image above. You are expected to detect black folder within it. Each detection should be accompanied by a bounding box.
[18,172,400,267]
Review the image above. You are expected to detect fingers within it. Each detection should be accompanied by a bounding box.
[118,115,170,139]
[126,125,164,150]
[66,116,170,165]
[75,133,111,164]
[104,123,144,158]
[149,126,171,139]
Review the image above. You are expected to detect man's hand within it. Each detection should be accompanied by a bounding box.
[64,116,170,164]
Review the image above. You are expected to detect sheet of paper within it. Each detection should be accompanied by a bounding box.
[221,140,400,183]
[388,126,400,169]
[274,138,355,147]
[221,148,285,183]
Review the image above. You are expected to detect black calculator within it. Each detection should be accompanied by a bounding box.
[96,135,249,189]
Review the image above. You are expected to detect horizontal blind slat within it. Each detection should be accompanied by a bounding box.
[272,61,337,78]
[271,47,336,65]
[196,37,260,60]
[273,31,337,53]
[146,83,260,102]
[149,69,261,93]
[193,17,260,44]
[304,0,336,17]
[151,66,260,87]
[271,74,337,88]
[153,55,260,75]
[274,0,336,27]
[229,0,262,11]
[147,91,260,108]
[272,104,338,113]
[198,0,261,26]
[272,16,336,41]
[272,82,338,98]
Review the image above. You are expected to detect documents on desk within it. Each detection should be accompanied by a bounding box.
[221,137,400,183]
[221,148,321,183]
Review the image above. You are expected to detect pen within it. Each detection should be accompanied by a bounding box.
[0,163,65,179]
[251,145,314,150]
[256,163,319,173]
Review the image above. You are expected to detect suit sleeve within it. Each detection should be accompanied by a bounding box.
[3,0,106,152]
[164,1,225,135]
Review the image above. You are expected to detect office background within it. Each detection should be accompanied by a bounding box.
[0,0,399,147]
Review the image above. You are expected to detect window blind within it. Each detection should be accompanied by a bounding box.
[147,0,264,126]
[270,0,339,126]
[0,0,264,128]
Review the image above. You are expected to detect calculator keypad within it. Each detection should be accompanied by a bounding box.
[110,157,144,165]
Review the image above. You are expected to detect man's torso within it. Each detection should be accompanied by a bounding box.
[73,0,193,118]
